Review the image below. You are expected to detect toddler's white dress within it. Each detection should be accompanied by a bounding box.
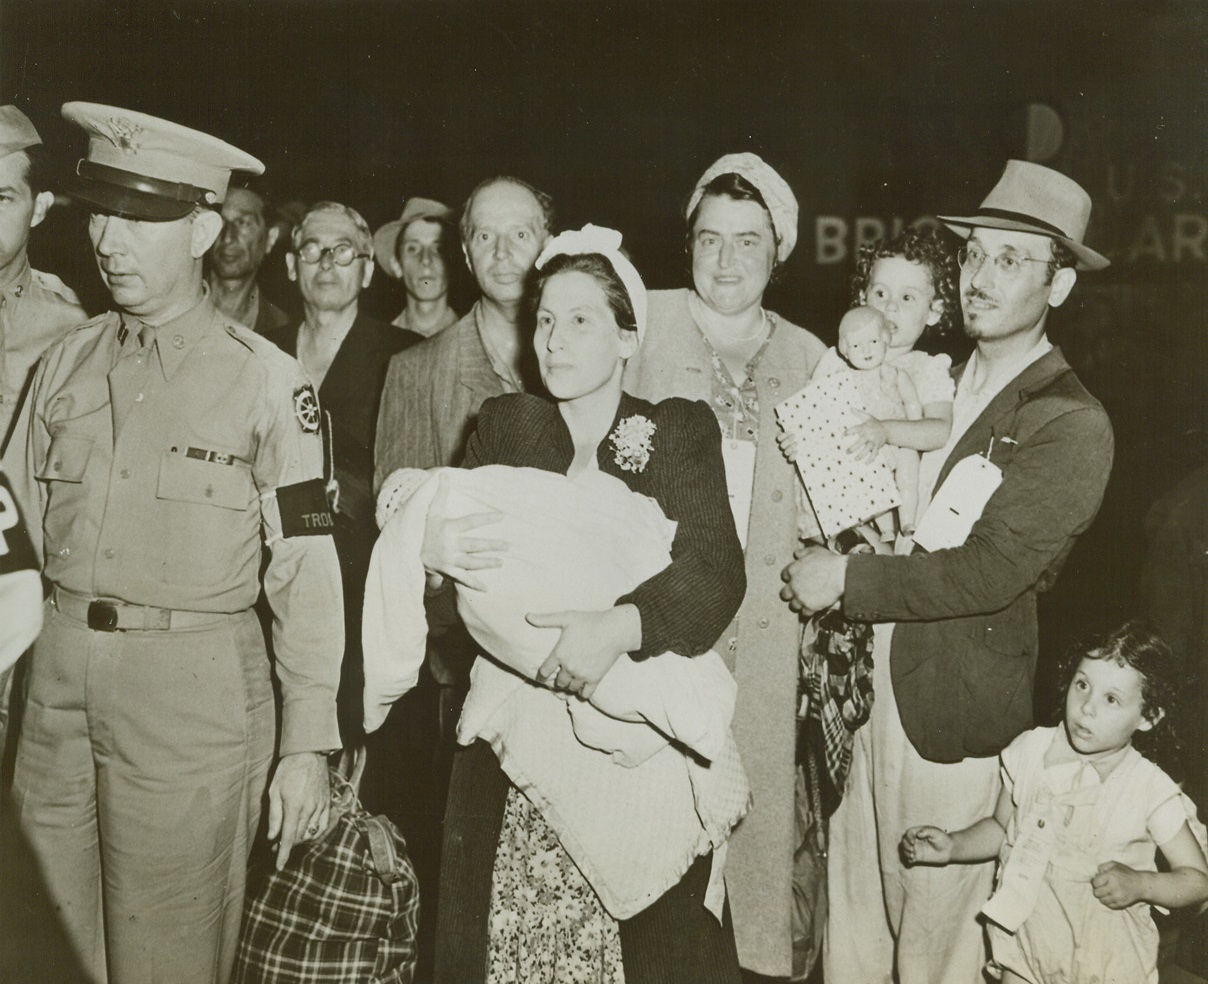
[986,726,1205,983]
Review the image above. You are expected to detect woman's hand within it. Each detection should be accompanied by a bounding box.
[420,474,506,591]
[529,605,642,701]
[901,825,953,867]
[846,409,889,462]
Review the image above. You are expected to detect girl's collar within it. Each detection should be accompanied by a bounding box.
[1047,724,1133,782]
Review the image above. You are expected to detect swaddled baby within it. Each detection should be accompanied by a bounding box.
[364,463,737,765]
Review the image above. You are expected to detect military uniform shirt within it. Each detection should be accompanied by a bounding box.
[22,296,343,753]
[0,261,87,454]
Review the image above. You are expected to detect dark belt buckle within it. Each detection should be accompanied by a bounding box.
[87,601,120,632]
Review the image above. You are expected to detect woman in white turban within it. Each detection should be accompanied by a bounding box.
[623,154,829,979]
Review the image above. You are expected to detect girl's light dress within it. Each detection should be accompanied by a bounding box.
[987,726,1203,983]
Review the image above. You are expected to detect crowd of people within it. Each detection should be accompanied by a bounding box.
[0,98,1204,984]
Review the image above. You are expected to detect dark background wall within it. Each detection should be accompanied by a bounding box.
[3,0,1205,704]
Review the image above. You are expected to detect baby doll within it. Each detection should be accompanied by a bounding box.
[817,305,923,536]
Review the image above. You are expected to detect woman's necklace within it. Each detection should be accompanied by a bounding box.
[688,293,769,346]
[726,308,770,342]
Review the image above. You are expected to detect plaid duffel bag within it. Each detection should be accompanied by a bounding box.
[233,749,419,984]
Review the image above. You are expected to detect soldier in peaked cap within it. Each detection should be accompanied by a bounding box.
[8,103,344,984]
[783,162,1115,984]
[0,104,87,784]
[0,105,87,456]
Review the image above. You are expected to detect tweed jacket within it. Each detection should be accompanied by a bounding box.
[373,302,503,494]
[622,287,826,978]
[845,347,1114,763]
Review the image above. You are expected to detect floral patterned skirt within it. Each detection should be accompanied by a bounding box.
[487,786,625,984]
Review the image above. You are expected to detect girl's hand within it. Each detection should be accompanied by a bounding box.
[846,409,889,462]
[1093,861,1147,909]
[776,426,801,463]
[420,474,506,591]
[529,606,640,701]
[901,825,954,866]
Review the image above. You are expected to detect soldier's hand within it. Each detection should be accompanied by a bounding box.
[267,751,330,870]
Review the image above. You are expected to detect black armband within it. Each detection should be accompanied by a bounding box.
[276,478,335,538]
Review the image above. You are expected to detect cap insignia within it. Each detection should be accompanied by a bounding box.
[105,117,143,153]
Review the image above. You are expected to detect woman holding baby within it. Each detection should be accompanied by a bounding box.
[400,224,747,984]
[623,153,828,978]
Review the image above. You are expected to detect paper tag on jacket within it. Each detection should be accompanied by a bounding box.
[913,454,1003,552]
[981,801,1058,932]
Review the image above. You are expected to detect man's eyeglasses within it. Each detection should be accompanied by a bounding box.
[295,242,369,267]
[957,244,1048,280]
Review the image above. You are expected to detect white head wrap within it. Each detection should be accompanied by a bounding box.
[686,152,799,263]
[535,224,647,346]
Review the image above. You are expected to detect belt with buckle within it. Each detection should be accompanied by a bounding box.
[52,588,226,632]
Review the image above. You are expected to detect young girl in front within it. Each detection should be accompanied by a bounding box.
[902,621,1208,984]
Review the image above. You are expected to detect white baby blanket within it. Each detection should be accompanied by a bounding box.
[362,464,750,918]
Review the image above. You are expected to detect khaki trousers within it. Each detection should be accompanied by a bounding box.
[11,601,275,984]
[823,624,1000,984]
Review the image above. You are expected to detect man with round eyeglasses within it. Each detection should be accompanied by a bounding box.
[267,201,415,751]
[783,161,1115,984]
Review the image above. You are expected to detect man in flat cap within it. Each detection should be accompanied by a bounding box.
[783,162,1115,984]
[207,181,290,334]
[373,196,460,338]
[0,104,87,770]
[9,103,343,984]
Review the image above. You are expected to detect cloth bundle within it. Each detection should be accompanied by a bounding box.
[363,465,750,919]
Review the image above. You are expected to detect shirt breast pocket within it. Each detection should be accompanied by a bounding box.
[156,452,252,511]
[36,434,94,483]
[155,452,255,588]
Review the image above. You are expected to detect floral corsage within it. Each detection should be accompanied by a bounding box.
[609,414,656,473]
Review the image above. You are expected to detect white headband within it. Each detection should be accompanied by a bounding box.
[686,152,799,263]
[535,223,647,345]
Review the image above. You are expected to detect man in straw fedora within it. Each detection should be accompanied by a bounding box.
[8,103,344,984]
[783,161,1115,984]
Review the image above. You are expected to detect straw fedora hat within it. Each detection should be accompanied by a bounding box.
[373,197,453,279]
[939,160,1109,271]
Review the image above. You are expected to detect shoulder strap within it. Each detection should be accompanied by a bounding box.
[364,815,408,885]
